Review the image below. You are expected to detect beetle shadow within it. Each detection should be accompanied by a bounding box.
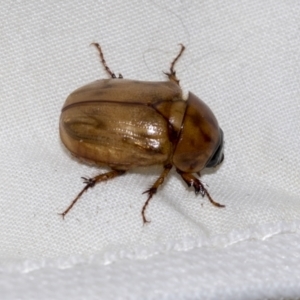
[201,163,224,176]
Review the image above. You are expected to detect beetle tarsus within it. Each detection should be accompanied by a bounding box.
[203,186,225,208]
[58,183,91,218]
[141,187,157,224]
[91,42,119,79]
[141,165,172,224]
[170,44,185,74]
[59,170,125,218]
[142,190,156,224]
[165,44,185,85]
[58,211,67,220]
[177,170,225,208]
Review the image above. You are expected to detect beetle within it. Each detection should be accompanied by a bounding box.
[59,43,224,223]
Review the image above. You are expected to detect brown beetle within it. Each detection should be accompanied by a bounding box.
[59,43,224,223]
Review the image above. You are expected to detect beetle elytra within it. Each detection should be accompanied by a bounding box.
[59,43,224,223]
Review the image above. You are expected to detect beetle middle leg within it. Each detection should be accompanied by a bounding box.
[91,42,123,79]
[164,44,185,85]
[177,170,225,208]
[59,169,125,218]
[142,164,173,224]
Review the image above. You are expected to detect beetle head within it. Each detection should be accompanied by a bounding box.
[205,128,224,168]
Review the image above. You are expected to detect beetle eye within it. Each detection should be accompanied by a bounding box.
[206,128,224,168]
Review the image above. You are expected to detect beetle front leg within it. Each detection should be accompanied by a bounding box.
[177,170,225,208]
[142,164,173,224]
[91,42,123,79]
[59,169,125,218]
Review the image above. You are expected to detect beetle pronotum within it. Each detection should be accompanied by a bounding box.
[59,43,224,223]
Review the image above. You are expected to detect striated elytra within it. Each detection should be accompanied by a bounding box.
[59,43,224,224]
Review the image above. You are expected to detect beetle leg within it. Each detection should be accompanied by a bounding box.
[59,169,125,218]
[91,42,123,79]
[177,170,225,208]
[164,44,185,85]
[141,164,173,224]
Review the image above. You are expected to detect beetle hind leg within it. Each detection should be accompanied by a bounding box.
[141,164,172,224]
[59,169,125,218]
[177,170,225,208]
[164,43,185,85]
[91,42,123,79]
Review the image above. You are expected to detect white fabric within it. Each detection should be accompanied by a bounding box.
[1,1,300,299]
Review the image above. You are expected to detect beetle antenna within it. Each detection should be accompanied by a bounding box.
[164,43,185,85]
[91,42,118,79]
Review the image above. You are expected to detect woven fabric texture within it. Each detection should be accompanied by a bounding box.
[1,1,300,299]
